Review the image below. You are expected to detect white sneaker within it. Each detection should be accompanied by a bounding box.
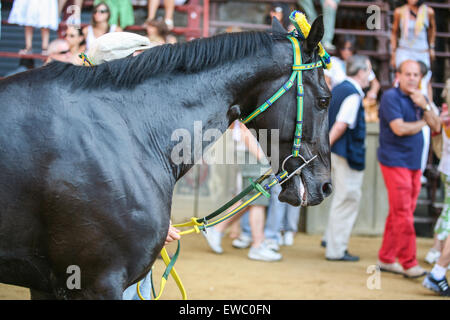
[421,176,428,185]
[283,231,295,246]
[202,227,223,254]
[425,249,441,265]
[248,244,282,262]
[277,232,284,246]
[165,19,174,30]
[232,234,252,249]
[263,238,280,252]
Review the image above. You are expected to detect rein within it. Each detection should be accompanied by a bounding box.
[241,34,324,183]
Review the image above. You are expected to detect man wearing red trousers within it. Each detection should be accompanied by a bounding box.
[377,60,440,278]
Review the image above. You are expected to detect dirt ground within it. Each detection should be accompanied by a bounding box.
[0,233,447,300]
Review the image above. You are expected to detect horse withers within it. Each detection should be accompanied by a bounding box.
[0,17,331,299]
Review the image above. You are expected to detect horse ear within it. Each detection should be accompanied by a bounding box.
[271,16,287,34]
[306,15,324,51]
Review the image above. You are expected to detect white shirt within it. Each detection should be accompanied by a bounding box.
[335,77,365,129]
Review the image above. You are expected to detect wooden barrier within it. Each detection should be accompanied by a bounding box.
[208,0,449,91]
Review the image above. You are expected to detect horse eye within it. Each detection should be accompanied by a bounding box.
[317,97,330,109]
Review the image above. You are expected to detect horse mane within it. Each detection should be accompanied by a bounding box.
[43,30,288,89]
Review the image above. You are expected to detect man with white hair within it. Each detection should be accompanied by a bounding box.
[45,38,73,64]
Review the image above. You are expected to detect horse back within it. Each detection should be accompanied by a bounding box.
[0,74,171,294]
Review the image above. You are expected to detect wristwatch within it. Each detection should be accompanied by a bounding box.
[424,104,431,112]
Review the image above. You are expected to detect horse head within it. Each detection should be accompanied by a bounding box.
[244,15,332,207]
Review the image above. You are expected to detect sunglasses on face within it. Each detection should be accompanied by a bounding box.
[57,49,70,55]
[94,9,109,14]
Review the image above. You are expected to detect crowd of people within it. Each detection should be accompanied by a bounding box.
[1,0,449,298]
[202,0,449,298]
[201,0,448,298]
[5,0,180,66]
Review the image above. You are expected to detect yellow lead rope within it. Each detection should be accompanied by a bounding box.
[137,177,276,300]
[137,168,289,300]
[136,247,187,300]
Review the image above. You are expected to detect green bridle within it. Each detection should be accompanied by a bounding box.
[240,35,325,183]
[137,28,331,302]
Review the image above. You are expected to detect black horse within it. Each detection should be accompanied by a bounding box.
[0,18,331,299]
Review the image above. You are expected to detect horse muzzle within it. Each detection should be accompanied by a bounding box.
[277,154,332,206]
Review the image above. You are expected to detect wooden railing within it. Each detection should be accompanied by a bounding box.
[209,0,449,92]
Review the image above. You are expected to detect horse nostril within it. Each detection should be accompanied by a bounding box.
[322,182,333,197]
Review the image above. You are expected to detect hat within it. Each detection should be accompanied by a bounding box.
[87,32,157,65]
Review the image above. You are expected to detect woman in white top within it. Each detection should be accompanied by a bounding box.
[391,0,436,70]
[391,0,436,105]
[82,2,122,50]
[8,0,59,55]
[324,35,380,105]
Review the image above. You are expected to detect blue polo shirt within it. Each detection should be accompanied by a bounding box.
[377,87,424,170]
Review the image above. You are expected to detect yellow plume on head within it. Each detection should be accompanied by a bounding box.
[289,11,311,39]
[289,10,332,70]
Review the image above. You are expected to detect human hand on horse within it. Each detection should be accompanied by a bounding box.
[165,224,181,245]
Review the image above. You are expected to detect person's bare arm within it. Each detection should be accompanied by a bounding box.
[324,74,332,91]
[410,89,441,132]
[367,77,381,101]
[428,7,436,61]
[427,82,433,102]
[329,121,348,147]
[59,0,67,15]
[423,109,441,133]
[390,8,401,68]
[389,118,426,137]
[240,123,265,162]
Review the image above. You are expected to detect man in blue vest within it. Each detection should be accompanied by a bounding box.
[324,55,372,261]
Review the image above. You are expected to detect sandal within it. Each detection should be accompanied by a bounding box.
[18,48,32,55]
[165,19,174,30]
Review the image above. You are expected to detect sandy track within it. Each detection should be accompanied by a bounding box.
[0,233,446,300]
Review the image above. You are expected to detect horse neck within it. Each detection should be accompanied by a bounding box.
[161,54,280,181]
